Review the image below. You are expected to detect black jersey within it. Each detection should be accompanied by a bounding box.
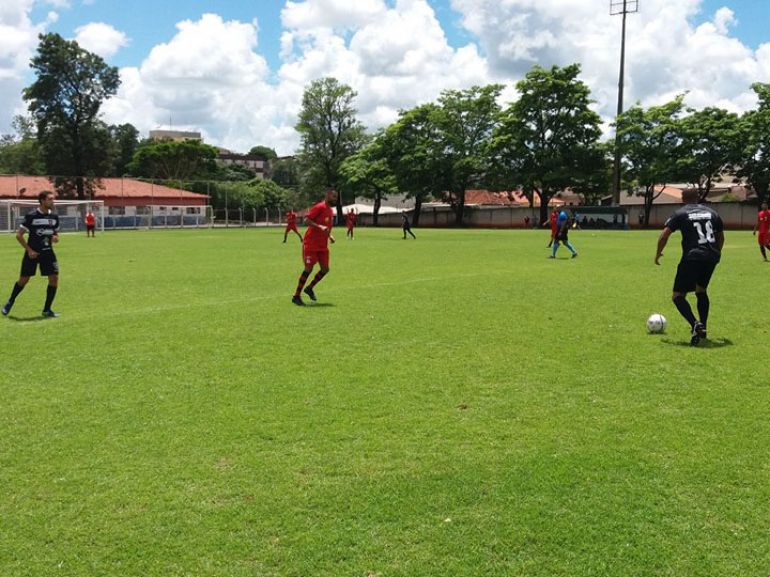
[20,209,59,252]
[402,214,411,228]
[664,204,723,263]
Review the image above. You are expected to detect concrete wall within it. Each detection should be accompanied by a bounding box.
[359,203,759,229]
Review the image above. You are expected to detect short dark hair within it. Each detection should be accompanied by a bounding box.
[681,188,699,204]
[38,191,53,203]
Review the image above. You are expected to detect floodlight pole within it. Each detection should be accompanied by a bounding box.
[611,0,638,205]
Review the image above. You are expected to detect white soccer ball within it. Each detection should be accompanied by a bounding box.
[646,313,667,334]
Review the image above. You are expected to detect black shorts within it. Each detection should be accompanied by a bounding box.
[21,251,58,277]
[556,231,569,242]
[86,224,95,231]
[673,259,717,293]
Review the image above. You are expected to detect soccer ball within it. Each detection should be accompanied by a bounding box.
[646,313,667,334]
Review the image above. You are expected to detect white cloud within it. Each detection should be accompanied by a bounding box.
[0,0,48,133]
[2,0,770,157]
[74,22,128,58]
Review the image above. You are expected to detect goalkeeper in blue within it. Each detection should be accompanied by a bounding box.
[548,210,578,259]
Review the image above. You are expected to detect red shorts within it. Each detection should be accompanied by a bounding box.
[285,223,298,232]
[759,232,770,246]
[303,248,329,268]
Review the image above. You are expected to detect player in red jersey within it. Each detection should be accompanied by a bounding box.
[292,189,337,306]
[345,208,357,239]
[546,208,559,247]
[753,201,770,261]
[84,209,96,237]
[283,209,302,243]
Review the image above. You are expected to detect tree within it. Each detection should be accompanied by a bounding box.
[383,104,449,226]
[23,33,120,198]
[0,116,45,175]
[248,145,278,160]
[616,96,685,227]
[339,132,397,225]
[295,77,367,218]
[108,123,139,176]
[677,106,743,202]
[569,142,613,206]
[490,64,603,224]
[738,83,770,204]
[126,139,219,181]
[433,84,503,225]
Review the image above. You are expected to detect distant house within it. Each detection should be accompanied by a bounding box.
[0,175,208,217]
[216,151,268,178]
[148,130,202,142]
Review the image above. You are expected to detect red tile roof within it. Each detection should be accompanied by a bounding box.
[0,175,208,205]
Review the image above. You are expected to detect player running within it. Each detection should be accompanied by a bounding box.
[548,209,577,259]
[753,201,770,261]
[292,189,337,306]
[346,208,357,239]
[2,191,61,318]
[655,188,724,346]
[283,209,302,243]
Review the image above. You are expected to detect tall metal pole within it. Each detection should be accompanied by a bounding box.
[611,0,638,205]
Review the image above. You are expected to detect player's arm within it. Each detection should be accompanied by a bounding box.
[15,227,38,258]
[304,216,327,232]
[655,227,672,265]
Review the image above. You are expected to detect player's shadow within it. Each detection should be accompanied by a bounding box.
[661,337,734,348]
[7,315,49,323]
[307,302,335,308]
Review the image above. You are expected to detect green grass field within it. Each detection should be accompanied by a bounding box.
[1,226,769,577]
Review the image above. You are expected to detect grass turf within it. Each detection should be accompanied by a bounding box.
[1,226,769,577]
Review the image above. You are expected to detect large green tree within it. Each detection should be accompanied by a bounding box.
[616,96,685,226]
[382,103,449,226]
[738,83,770,204]
[677,106,743,202]
[295,77,367,218]
[490,64,602,224]
[23,33,120,198]
[339,132,397,226]
[108,123,139,177]
[434,84,503,225]
[127,139,219,181]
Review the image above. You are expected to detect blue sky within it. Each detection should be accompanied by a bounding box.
[29,0,767,71]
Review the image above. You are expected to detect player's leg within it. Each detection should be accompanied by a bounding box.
[293,250,315,305]
[283,228,288,243]
[408,228,416,239]
[550,240,560,258]
[305,252,329,301]
[564,241,577,257]
[3,254,37,316]
[41,254,59,316]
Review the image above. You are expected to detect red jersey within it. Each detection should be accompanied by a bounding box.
[286,211,297,226]
[85,212,95,226]
[303,200,334,250]
[346,212,356,226]
[550,211,558,232]
[758,210,770,234]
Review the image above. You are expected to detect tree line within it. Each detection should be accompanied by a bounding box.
[3,33,769,226]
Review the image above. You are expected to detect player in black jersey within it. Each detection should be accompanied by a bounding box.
[655,188,724,346]
[2,191,61,318]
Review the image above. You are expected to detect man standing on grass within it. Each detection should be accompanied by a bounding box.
[655,188,724,346]
[283,208,302,243]
[549,209,577,259]
[85,208,96,237]
[2,191,60,318]
[753,201,770,261]
[292,189,337,306]
[346,208,357,239]
[402,211,416,239]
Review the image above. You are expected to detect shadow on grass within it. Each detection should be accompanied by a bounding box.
[308,302,335,308]
[661,337,734,348]
[7,315,48,323]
